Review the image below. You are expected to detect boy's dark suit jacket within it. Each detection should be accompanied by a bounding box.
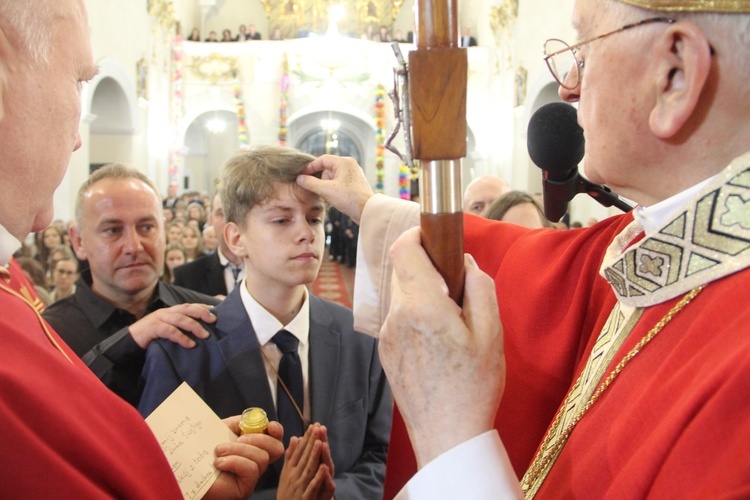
[139,288,392,499]
[172,252,227,297]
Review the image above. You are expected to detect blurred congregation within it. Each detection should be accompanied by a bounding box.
[19,174,600,311]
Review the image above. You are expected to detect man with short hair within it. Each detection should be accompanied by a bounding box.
[44,163,221,406]
[163,181,179,209]
[173,191,245,298]
[248,24,262,40]
[298,0,750,496]
[202,224,218,253]
[462,174,511,217]
[0,1,282,497]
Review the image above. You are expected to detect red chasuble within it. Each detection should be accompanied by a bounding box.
[385,211,750,497]
[0,284,182,498]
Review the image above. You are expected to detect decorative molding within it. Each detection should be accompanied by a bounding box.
[258,0,403,39]
[515,65,527,107]
[489,0,518,72]
[187,53,239,83]
[148,0,177,34]
[136,57,149,101]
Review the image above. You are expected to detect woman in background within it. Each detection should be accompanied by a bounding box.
[35,225,66,276]
[180,225,204,262]
[485,190,554,229]
[187,27,200,41]
[162,243,187,283]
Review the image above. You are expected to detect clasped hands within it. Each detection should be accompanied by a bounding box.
[206,418,335,499]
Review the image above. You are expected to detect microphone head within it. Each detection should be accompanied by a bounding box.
[527,102,585,177]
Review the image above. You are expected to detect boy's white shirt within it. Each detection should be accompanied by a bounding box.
[238,281,311,421]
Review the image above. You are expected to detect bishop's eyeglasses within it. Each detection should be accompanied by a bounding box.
[544,17,676,90]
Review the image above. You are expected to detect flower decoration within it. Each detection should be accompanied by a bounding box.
[399,163,410,199]
[279,53,289,146]
[233,81,249,150]
[169,36,184,182]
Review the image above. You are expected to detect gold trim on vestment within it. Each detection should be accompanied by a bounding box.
[0,282,73,364]
[521,152,750,495]
[521,287,703,497]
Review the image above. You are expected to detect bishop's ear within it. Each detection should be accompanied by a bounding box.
[649,21,713,139]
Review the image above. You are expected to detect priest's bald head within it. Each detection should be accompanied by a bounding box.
[463,175,511,217]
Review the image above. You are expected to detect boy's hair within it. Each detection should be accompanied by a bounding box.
[220,145,320,226]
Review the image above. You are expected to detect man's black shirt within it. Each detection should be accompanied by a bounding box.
[43,270,219,406]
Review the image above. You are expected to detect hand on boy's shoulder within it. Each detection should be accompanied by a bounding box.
[129,303,216,350]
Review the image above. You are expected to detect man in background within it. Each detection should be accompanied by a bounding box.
[163,181,179,209]
[460,27,478,47]
[463,174,511,217]
[44,164,220,406]
[174,191,245,298]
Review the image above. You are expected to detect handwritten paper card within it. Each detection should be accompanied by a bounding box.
[145,382,237,500]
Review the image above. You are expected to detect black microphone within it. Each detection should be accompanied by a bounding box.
[527,102,633,222]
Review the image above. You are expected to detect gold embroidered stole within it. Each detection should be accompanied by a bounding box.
[604,153,750,307]
[522,151,750,496]
[521,303,643,496]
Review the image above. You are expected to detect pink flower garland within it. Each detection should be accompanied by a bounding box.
[169,36,184,182]
[233,82,249,151]
[375,84,385,192]
[399,163,409,199]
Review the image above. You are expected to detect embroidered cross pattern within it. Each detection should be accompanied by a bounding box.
[603,157,750,308]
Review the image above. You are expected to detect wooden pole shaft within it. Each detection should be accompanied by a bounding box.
[412,0,467,304]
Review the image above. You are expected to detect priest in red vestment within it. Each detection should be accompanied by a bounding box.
[0,1,284,496]
[296,0,750,496]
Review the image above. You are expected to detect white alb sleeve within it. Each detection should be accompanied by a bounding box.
[394,431,523,500]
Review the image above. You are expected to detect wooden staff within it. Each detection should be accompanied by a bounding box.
[410,0,467,303]
[381,3,468,498]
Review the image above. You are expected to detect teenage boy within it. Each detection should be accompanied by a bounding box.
[139,146,391,499]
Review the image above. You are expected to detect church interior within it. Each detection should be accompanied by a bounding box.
[53,0,618,232]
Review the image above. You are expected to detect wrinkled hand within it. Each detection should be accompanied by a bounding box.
[297,155,374,224]
[277,424,336,500]
[203,418,284,499]
[380,227,505,468]
[129,303,216,350]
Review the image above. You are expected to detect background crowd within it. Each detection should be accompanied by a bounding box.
[14,172,600,312]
